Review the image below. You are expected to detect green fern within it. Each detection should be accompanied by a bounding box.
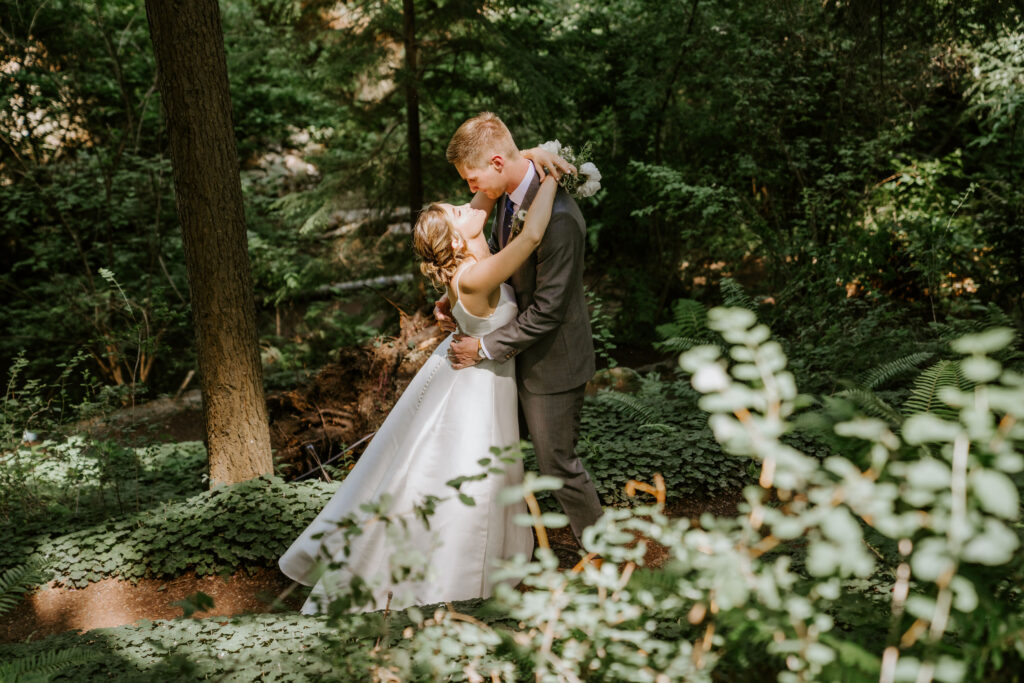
[0,563,46,616]
[931,304,1021,359]
[654,336,712,353]
[0,647,99,681]
[660,299,707,338]
[595,391,673,432]
[904,360,971,419]
[836,387,904,425]
[720,277,755,311]
[858,352,935,390]
[655,299,712,352]
[982,304,1016,331]
[585,287,618,369]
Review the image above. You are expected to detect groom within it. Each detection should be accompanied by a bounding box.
[441,112,603,544]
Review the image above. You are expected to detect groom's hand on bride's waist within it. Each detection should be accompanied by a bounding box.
[449,334,482,370]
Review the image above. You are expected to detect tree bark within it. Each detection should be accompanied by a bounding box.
[144,0,273,486]
[403,0,423,224]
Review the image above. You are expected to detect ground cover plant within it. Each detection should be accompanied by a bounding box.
[4,310,1022,682]
[582,375,751,503]
[2,468,334,586]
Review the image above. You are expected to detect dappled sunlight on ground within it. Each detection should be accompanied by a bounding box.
[0,569,302,644]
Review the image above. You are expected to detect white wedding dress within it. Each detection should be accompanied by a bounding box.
[279,281,534,614]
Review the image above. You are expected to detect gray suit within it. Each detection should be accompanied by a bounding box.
[482,175,603,542]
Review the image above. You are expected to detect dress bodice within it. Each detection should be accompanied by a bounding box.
[452,283,517,338]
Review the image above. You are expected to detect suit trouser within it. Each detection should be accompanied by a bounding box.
[518,381,604,544]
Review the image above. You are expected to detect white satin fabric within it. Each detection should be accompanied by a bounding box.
[278,283,534,614]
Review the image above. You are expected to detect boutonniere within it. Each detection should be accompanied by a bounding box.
[509,208,529,241]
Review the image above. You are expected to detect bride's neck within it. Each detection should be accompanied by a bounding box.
[465,235,490,262]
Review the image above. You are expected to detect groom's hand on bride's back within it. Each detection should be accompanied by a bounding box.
[433,294,457,333]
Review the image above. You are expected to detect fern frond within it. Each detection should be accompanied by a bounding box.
[596,391,669,430]
[638,423,675,434]
[983,304,1016,331]
[664,299,708,339]
[720,277,755,310]
[904,360,970,418]
[0,647,98,678]
[836,388,904,425]
[0,563,46,616]
[653,336,713,352]
[858,352,935,390]
[637,372,668,395]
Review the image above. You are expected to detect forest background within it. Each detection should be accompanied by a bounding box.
[2,0,1024,681]
[3,0,1021,407]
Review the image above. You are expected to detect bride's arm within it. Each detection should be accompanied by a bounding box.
[522,147,575,180]
[460,176,558,296]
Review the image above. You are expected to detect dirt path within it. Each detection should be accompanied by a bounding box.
[0,568,302,644]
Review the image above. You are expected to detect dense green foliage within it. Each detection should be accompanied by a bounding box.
[4,468,334,586]
[3,0,1022,407]
[0,611,350,680]
[582,376,751,502]
[0,438,208,567]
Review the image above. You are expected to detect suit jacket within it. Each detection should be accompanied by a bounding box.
[482,174,596,394]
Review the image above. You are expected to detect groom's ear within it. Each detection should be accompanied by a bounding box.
[489,155,505,172]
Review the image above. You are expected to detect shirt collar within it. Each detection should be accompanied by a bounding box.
[507,162,535,208]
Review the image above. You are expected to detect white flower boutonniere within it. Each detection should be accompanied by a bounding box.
[509,208,529,240]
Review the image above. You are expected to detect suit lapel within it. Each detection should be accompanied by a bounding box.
[519,174,541,215]
[493,201,506,249]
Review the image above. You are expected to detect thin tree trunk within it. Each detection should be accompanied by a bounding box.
[403,0,423,224]
[144,0,273,486]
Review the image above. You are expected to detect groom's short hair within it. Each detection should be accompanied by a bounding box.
[446,112,519,169]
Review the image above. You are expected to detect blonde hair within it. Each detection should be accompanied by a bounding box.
[413,203,469,290]
[446,112,519,169]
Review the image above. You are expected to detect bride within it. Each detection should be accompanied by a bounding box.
[278,164,563,615]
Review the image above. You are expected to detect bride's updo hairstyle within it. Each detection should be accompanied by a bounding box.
[413,203,468,290]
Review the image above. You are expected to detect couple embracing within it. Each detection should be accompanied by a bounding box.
[279,112,603,614]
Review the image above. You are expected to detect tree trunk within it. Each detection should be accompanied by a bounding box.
[403,0,423,224]
[144,0,273,487]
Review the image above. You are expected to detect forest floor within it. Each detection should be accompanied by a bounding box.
[2,314,735,645]
[1,494,740,644]
[1,482,740,645]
